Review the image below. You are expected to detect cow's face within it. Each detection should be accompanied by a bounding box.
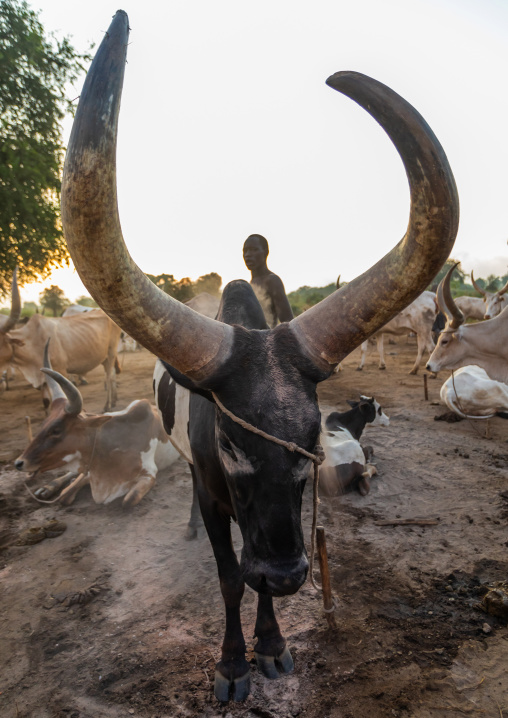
[426,327,465,373]
[484,293,507,320]
[212,326,324,597]
[14,400,85,474]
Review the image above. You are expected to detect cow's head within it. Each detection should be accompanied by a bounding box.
[14,366,87,474]
[472,272,508,319]
[60,12,459,596]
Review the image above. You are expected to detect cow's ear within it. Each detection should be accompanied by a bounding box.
[346,399,358,408]
[161,361,215,403]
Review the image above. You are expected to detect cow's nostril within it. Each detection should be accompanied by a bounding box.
[14,459,24,470]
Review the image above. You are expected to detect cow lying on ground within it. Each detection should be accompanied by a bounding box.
[439,365,508,420]
[14,357,179,507]
[320,396,389,496]
[357,291,437,374]
[427,265,508,384]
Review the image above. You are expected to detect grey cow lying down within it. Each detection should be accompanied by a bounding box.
[14,366,179,506]
[320,396,390,496]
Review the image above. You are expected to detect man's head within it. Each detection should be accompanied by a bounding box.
[243,234,269,273]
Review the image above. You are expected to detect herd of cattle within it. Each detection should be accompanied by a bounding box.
[3,261,507,514]
[3,10,508,702]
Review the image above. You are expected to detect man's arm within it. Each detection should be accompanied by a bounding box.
[266,274,294,323]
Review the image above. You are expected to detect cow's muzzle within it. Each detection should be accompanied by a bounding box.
[242,554,309,596]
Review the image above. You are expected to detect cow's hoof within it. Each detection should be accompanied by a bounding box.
[379,366,386,371]
[34,485,58,500]
[255,646,294,679]
[409,369,418,375]
[214,669,250,702]
[356,367,363,372]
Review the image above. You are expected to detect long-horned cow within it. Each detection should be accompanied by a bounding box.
[61,11,458,701]
[427,265,508,383]
[471,271,508,319]
[0,271,121,411]
[14,355,179,507]
[357,290,438,374]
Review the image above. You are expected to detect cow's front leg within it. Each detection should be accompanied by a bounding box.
[123,472,156,506]
[254,593,294,679]
[198,491,250,701]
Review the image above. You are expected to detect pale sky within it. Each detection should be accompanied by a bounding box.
[7,0,508,306]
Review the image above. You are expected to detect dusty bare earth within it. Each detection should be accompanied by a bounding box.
[1,340,507,718]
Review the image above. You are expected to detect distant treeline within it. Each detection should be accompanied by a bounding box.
[286,259,508,316]
[146,272,222,303]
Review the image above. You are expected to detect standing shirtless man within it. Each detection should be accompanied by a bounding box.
[242,234,294,328]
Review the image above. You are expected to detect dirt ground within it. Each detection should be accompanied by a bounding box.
[1,339,507,718]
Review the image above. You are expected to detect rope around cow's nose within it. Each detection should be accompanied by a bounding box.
[212,392,337,612]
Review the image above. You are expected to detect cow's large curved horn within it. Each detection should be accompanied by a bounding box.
[436,263,464,330]
[2,267,21,333]
[42,338,67,403]
[40,369,83,416]
[290,72,459,368]
[470,271,486,297]
[61,11,233,382]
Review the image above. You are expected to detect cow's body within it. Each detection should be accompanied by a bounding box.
[454,295,485,321]
[357,291,437,374]
[62,304,94,317]
[320,396,389,496]
[0,309,121,410]
[15,383,179,506]
[439,365,508,419]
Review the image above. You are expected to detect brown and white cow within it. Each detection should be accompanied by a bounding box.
[14,365,180,507]
[357,290,438,374]
[0,279,121,411]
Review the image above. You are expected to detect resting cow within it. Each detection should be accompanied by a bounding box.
[60,12,458,701]
[14,358,179,506]
[439,365,508,420]
[320,396,389,496]
[357,291,438,374]
[427,265,508,384]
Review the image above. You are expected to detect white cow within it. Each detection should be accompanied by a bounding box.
[454,295,485,321]
[357,290,437,374]
[62,304,94,317]
[471,272,508,320]
[440,365,508,419]
[427,265,508,384]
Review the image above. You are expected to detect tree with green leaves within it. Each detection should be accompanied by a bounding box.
[0,0,90,297]
[39,284,69,316]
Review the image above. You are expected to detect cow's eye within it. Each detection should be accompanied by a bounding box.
[49,426,62,437]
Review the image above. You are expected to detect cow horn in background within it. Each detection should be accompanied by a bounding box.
[61,11,233,383]
[470,271,486,297]
[290,72,459,369]
[2,267,21,333]
[436,263,464,330]
[497,277,508,296]
[40,368,83,416]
